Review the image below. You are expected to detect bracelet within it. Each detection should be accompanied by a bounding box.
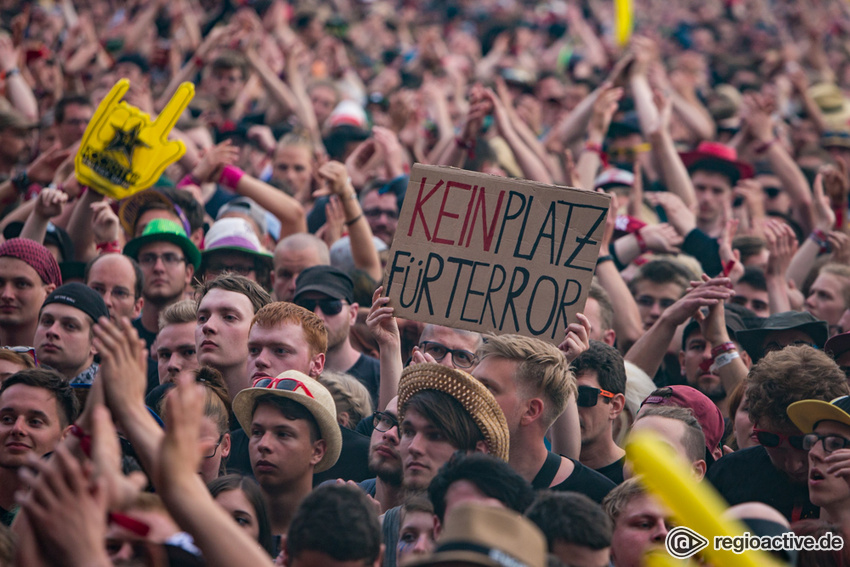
[596,255,614,266]
[193,56,204,68]
[753,138,776,155]
[96,241,121,254]
[177,173,202,188]
[219,165,245,189]
[345,213,363,227]
[0,68,20,80]
[455,136,476,159]
[634,229,648,254]
[584,141,609,168]
[711,342,736,357]
[70,423,92,457]
[711,350,740,372]
[810,229,830,250]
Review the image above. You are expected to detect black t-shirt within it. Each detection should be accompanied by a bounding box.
[227,424,372,484]
[0,505,14,527]
[595,457,625,485]
[533,451,616,503]
[707,445,818,522]
[132,317,158,351]
[347,353,381,408]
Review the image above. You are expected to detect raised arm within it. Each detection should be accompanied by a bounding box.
[366,287,403,411]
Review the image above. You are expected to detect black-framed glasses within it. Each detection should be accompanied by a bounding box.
[803,433,850,453]
[373,411,399,433]
[295,298,344,316]
[576,385,615,408]
[753,428,806,450]
[418,341,479,369]
[203,435,224,459]
[138,252,185,267]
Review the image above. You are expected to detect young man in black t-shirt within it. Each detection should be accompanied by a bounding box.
[473,334,615,502]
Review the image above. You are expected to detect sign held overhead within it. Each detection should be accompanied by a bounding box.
[382,164,610,344]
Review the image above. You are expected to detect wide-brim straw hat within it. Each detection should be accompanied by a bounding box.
[398,363,510,462]
[232,370,342,472]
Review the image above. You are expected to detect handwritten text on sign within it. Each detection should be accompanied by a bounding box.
[383,165,610,344]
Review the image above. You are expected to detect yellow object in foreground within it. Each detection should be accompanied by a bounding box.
[626,431,785,567]
[614,0,633,47]
[75,79,194,200]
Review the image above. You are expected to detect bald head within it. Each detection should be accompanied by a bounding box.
[272,233,330,302]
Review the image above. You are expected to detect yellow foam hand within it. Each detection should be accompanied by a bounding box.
[75,79,195,200]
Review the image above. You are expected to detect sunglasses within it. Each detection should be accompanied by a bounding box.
[295,298,344,316]
[576,385,615,408]
[753,428,806,450]
[253,376,315,399]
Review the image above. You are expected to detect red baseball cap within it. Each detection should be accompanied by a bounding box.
[640,385,725,457]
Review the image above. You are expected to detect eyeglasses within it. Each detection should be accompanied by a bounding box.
[295,298,344,316]
[803,433,850,453]
[418,341,479,369]
[138,252,185,267]
[203,435,224,459]
[363,208,399,220]
[1,346,37,365]
[373,411,399,432]
[253,376,315,399]
[753,428,806,450]
[576,385,615,408]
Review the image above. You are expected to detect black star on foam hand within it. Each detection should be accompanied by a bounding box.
[104,124,150,162]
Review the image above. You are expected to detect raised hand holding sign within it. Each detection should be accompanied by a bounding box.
[75,79,194,199]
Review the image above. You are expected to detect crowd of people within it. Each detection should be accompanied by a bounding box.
[3,0,850,565]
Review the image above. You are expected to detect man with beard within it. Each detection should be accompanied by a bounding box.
[294,266,380,406]
[677,310,750,416]
[358,396,402,513]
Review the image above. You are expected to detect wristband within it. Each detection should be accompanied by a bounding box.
[596,255,614,266]
[193,56,204,68]
[710,350,740,372]
[0,68,20,80]
[584,141,609,168]
[455,136,476,159]
[345,213,363,227]
[810,229,830,251]
[753,138,776,155]
[219,165,245,189]
[634,229,648,254]
[70,423,92,457]
[96,241,121,254]
[711,342,736,357]
[177,173,202,188]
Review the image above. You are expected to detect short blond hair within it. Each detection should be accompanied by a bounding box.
[478,334,575,427]
[158,299,198,330]
[602,478,646,524]
[319,370,373,428]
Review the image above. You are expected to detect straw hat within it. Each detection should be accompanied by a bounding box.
[398,363,510,462]
[232,370,342,472]
[408,503,547,567]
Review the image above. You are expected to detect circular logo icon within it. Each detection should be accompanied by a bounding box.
[665,526,709,559]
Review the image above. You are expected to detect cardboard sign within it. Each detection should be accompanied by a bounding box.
[75,79,194,200]
[383,165,610,344]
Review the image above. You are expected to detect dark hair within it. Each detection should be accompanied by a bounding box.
[747,345,850,430]
[793,520,850,567]
[85,253,144,300]
[526,491,613,551]
[208,474,274,556]
[55,94,92,124]
[286,484,382,563]
[252,395,319,442]
[736,266,767,292]
[195,274,271,314]
[0,368,79,427]
[571,341,626,395]
[628,259,690,296]
[403,390,484,453]
[158,187,206,233]
[427,452,534,522]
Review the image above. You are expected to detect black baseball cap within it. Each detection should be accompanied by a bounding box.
[293,266,354,303]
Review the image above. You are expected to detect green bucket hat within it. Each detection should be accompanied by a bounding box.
[123,219,201,270]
